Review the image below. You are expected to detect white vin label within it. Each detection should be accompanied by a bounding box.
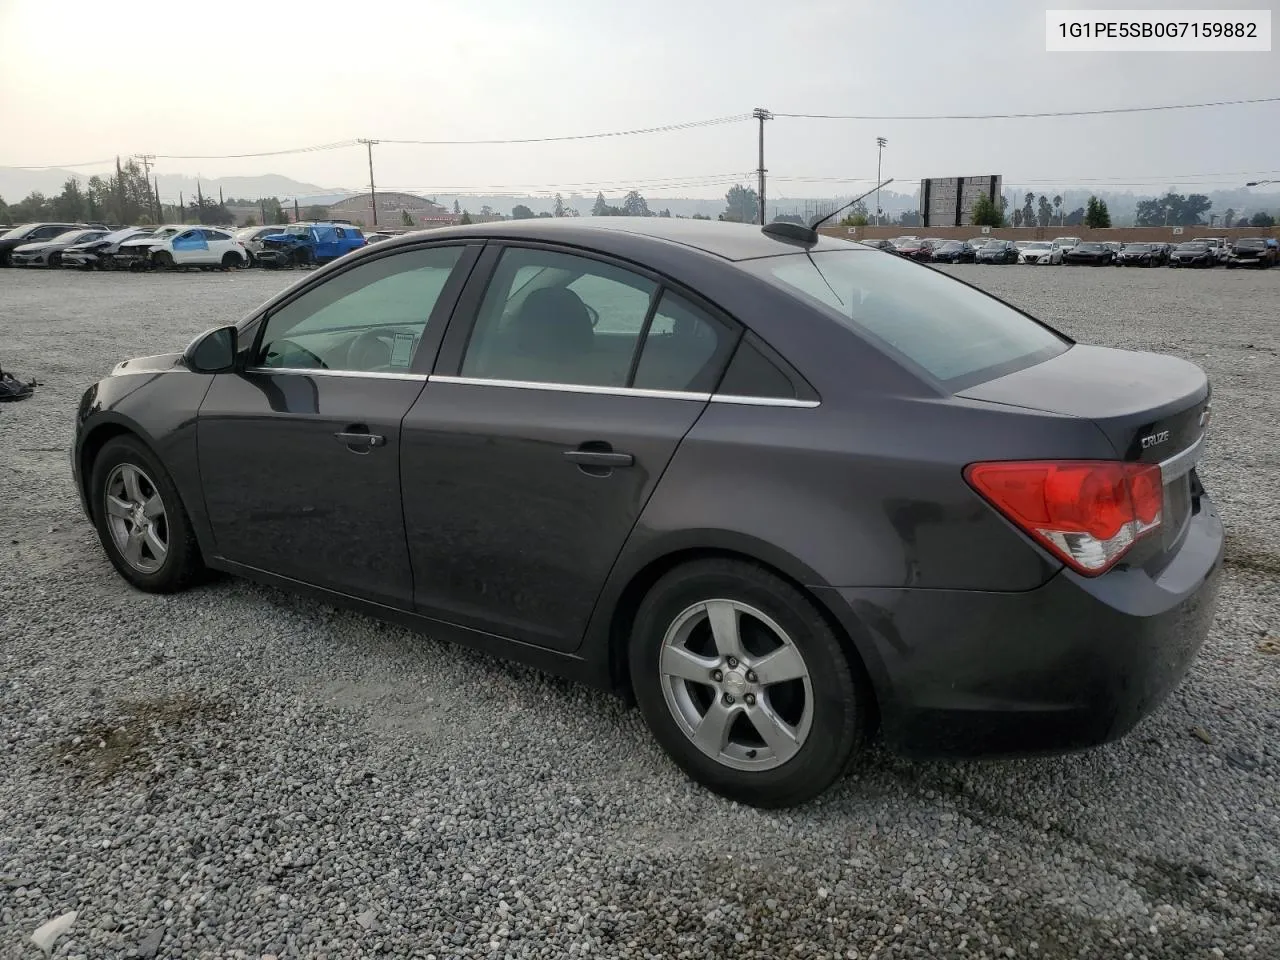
[1047,10,1271,51]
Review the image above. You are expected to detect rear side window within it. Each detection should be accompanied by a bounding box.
[631,292,733,393]
[746,250,1067,390]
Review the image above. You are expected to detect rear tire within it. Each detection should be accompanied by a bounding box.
[48,252,62,268]
[89,436,204,593]
[220,252,240,270]
[630,558,870,808]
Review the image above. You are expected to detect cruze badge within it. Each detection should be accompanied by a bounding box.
[1140,430,1170,450]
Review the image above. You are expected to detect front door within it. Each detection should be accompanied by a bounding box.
[197,243,477,607]
[402,244,737,651]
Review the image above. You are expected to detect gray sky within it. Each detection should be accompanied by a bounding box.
[2,0,1278,197]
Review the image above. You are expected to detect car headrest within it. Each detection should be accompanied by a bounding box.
[514,287,594,358]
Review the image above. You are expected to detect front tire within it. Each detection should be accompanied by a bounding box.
[152,250,174,270]
[89,436,204,593]
[629,558,870,808]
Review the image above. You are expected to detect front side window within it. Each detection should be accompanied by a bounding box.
[257,246,463,373]
[745,249,1068,390]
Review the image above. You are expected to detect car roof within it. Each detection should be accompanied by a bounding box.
[367,216,864,262]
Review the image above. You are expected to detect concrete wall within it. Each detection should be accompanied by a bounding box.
[822,224,1278,243]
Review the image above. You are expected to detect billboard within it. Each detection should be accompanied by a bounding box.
[919,175,1003,227]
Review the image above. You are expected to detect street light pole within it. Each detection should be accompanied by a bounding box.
[875,137,887,225]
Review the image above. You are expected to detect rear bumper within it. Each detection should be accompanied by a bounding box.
[818,494,1224,758]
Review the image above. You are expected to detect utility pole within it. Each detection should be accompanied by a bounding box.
[153,176,162,225]
[135,154,157,225]
[358,138,380,227]
[875,137,887,226]
[752,108,771,225]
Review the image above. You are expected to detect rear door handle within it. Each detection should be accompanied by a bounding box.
[563,449,634,468]
[334,428,386,450]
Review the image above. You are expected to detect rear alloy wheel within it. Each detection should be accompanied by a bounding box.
[630,558,869,808]
[90,436,203,592]
[221,252,240,270]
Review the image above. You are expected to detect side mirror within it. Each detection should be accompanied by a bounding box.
[184,325,238,373]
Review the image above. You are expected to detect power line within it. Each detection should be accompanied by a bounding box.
[377,114,750,146]
[150,140,359,160]
[8,158,117,170]
[773,96,1280,121]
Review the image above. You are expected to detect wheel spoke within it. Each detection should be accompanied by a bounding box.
[750,702,802,765]
[122,533,144,566]
[142,494,165,519]
[751,644,808,685]
[692,698,737,757]
[121,465,145,505]
[705,600,745,661]
[143,525,167,561]
[661,644,718,684]
[105,495,133,520]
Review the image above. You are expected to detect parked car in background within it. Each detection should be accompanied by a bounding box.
[1193,237,1230,264]
[1103,242,1124,262]
[363,231,399,245]
[1063,241,1114,266]
[929,240,977,263]
[254,222,367,268]
[61,228,155,270]
[10,228,109,267]
[892,237,933,261]
[0,222,89,266]
[71,217,1223,808]
[967,237,992,251]
[975,239,1018,263]
[235,225,290,264]
[1149,242,1172,265]
[114,225,249,270]
[1116,243,1161,267]
[1168,241,1217,268]
[1225,237,1276,269]
[1052,237,1082,256]
[1018,241,1062,265]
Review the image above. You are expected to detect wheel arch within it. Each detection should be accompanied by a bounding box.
[78,419,158,520]
[599,541,883,731]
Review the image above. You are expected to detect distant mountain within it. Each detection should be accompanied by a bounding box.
[0,166,350,204]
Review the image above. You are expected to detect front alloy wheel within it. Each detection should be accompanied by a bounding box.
[103,463,168,573]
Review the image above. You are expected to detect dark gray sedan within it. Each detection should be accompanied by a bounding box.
[73,218,1223,807]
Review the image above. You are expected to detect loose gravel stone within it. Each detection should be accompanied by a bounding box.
[0,265,1276,958]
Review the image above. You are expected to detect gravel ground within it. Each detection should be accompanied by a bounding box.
[1,264,1277,959]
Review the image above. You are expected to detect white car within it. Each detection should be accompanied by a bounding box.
[1019,241,1063,265]
[10,228,109,267]
[1051,236,1082,255]
[115,225,249,270]
[1192,237,1230,263]
[235,224,289,263]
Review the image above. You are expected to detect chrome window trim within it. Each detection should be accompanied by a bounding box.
[1159,433,1204,483]
[710,394,821,408]
[243,366,427,381]
[427,374,821,407]
[428,375,710,402]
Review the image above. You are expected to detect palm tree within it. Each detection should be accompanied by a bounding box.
[1053,195,1063,226]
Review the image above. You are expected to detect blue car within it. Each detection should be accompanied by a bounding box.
[254,223,366,268]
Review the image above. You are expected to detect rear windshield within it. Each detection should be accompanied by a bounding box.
[745,250,1068,390]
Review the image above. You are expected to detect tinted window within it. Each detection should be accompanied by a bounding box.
[745,250,1067,389]
[257,246,463,373]
[203,229,231,241]
[718,338,797,399]
[631,292,733,392]
[461,247,656,388]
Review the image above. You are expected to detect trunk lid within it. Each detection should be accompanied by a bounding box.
[958,344,1210,565]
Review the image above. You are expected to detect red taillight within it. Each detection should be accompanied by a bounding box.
[965,460,1163,575]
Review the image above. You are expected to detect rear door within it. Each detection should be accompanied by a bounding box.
[401,243,739,651]
[197,242,479,607]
